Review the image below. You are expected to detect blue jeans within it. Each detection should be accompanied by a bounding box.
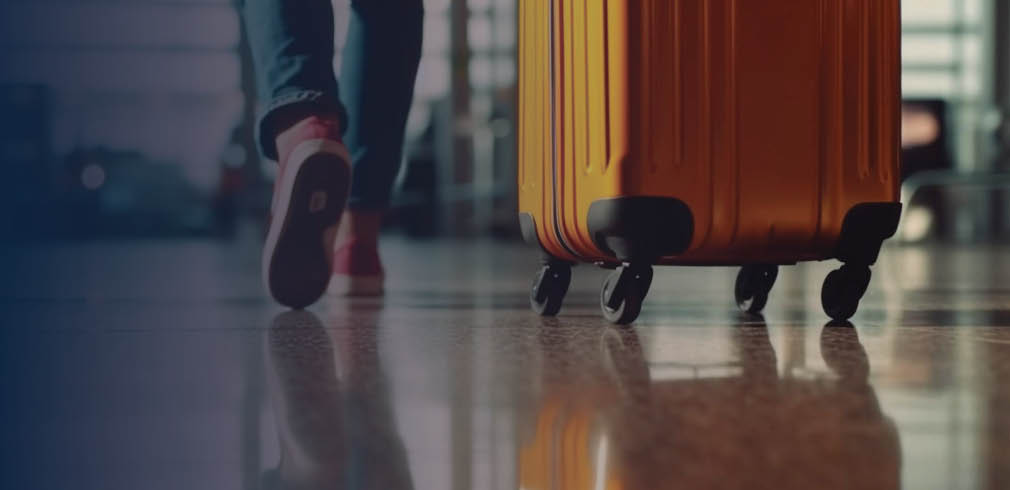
[243,0,423,210]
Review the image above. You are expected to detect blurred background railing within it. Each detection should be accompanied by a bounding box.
[1,0,1008,242]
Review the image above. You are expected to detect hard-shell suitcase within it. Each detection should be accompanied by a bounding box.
[518,0,903,324]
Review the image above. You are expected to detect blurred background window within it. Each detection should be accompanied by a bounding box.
[902,0,988,170]
[0,0,244,237]
[1,0,1007,240]
[0,0,243,191]
[900,0,1010,243]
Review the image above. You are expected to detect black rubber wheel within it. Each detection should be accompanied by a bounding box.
[600,266,653,325]
[734,265,779,314]
[530,263,572,316]
[821,264,871,321]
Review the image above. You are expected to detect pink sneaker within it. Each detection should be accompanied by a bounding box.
[328,239,385,296]
[263,116,351,309]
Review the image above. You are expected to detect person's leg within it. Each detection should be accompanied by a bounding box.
[340,0,424,211]
[244,0,352,308]
[329,0,424,296]
[243,0,345,158]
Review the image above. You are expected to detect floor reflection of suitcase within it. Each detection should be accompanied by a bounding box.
[518,1,903,324]
[517,325,901,490]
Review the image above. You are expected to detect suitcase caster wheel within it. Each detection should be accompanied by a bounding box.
[600,264,653,325]
[530,262,572,316]
[821,264,871,321]
[735,265,778,314]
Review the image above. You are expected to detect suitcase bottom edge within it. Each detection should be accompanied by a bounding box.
[518,200,901,267]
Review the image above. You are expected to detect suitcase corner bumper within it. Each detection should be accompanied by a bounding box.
[834,202,903,265]
[587,197,695,262]
[519,212,542,250]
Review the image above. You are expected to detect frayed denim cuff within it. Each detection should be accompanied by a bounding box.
[256,90,347,161]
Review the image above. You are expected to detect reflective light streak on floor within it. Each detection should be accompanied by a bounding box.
[1,239,1008,489]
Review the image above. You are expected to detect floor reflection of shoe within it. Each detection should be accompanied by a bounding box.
[262,116,351,309]
[328,239,385,297]
[265,310,346,488]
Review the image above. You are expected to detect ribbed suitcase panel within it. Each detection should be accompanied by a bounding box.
[518,0,578,260]
[553,0,615,258]
[519,0,901,264]
[812,0,901,254]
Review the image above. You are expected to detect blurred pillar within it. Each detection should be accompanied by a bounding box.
[491,0,520,238]
[236,6,262,185]
[218,1,265,237]
[448,0,476,235]
[992,0,1010,237]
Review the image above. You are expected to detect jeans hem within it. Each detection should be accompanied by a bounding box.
[256,91,347,161]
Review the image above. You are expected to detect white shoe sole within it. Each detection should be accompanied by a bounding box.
[262,139,351,309]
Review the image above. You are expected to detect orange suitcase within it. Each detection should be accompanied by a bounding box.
[518,0,903,324]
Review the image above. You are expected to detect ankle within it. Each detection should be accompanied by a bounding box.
[334,210,384,249]
[274,112,342,165]
[271,102,340,138]
[332,237,384,276]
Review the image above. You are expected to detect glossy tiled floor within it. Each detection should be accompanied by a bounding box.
[2,238,1009,489]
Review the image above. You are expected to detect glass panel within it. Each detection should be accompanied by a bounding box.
[902,0,989,170]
